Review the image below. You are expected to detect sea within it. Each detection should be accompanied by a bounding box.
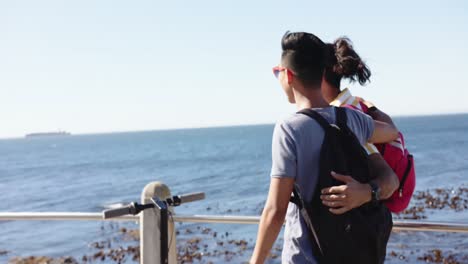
[0,114,467,263]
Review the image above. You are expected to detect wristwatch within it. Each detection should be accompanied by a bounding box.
[369,181,381,202]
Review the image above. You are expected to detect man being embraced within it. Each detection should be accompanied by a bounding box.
[250,32,399,264]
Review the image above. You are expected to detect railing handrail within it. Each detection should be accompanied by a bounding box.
[0,212,138,221]
[0,212,467,233]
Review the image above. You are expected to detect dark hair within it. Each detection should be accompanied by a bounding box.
[324,37,371,88]
[281,31,328,88]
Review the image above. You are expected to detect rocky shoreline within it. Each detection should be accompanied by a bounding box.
[394,187,467,220]
[3,187,467,264]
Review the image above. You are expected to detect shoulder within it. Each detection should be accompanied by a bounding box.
[341,107,374,143]
[274,113,321,136]
[273,113,323,148]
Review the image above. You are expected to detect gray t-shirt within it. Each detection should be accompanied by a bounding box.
[270,107,374,264]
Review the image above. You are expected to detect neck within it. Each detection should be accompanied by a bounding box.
[321,82,341,103]
[293,88,330,110]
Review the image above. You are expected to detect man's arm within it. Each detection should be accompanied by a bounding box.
[321,106,399,214]
[368,153,399,199]
[320,154,398,214]
[250,177,294,264]
[366,106,400,199]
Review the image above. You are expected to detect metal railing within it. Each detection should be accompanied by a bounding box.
[0,212,467,233]
[1,181,467,264]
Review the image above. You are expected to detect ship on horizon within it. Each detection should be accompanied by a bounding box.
[25,131,71,138]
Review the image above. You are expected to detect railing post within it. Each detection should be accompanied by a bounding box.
[140,182,177,264]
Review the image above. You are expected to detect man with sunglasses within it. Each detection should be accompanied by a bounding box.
[249,32,399,264]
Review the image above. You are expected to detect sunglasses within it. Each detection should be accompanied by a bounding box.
[272,66,287,79]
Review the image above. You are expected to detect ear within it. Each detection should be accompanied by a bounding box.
[286,69,294,84]
[321,71,327,82]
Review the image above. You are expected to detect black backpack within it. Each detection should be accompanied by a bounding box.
[289,107,393,264]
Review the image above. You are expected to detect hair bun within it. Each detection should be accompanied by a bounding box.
[332,37,371,85]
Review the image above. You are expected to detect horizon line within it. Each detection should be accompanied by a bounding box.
[1,111,467,140]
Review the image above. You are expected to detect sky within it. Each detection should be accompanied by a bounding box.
[0,0,467,138]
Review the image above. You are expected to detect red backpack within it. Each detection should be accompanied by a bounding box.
[345,101,416,213]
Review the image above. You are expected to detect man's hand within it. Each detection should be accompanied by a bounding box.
[320,171,372,215]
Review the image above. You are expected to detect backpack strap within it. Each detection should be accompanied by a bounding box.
[297,108,331,129]
[290,187,301,206]
[335,107,348,128]
[398,154,413,197]
[291,186,324,256]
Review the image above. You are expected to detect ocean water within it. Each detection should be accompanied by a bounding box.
[0,114,467,263]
